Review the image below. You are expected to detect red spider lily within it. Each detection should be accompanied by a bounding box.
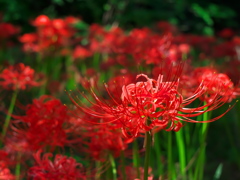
[88,123,128,161]
[64,16,81,25]
[178,43,190,54]
[68,71,233,141]
[73,45,92,59]
[0,22,20,40]
[68,107,128,161]
[218,28,235,39]
[156,21,178,34]
[0,63,41,90]
[180,67,239,103]
[28,150,86,180]
[32,15,51,27]
[20,15,79,55]
[212,41,236,58]
[88,25,179,66]
[9,95,71,151]
[0,150,15,180]
[118,165,153,180]
[0,164,15,180]
[224,59,240,85]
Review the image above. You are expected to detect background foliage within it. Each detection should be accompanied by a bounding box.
[1,0,240,34]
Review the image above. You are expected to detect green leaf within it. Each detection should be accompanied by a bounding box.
[213,163,223,180]
[192,3,213,26]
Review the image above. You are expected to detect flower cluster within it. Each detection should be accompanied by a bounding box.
[0,150,15,180]
[28,150,86,180]
[10,95,70,151]
[0,63,40,90]
[0,20,20,49]
[19,15,80,55]
[180,67,239,103]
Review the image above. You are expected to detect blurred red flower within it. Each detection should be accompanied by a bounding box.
[118,165,153,180]
[32,15,51,27]
[180,67,239,103]
[0,23,20,40]
[10,95,70,151]
[73,45,92,59]
[28,150,86,180]
[0,150,15,180]
[0,63,40,90]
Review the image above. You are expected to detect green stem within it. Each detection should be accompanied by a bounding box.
[109,153,117,180]
[120,151,127,180]
[194,102,209,180]
[176,129,186,178]
[95,161,101,180]
[144,130,152,180]
[15,152,21,180]
[168,131,173,180]
[1,90,18,142]
[154,132,163,176]
[133,140,140,178]
[93,53,100,70]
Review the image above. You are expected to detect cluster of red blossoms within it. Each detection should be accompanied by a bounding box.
[0,16,20,49]
[0,63,40,90]
[87,25,187,66]
[19,15,80,55]
[0,151,15,180]
[179,67,240,103]
[28,150,86,180]
[1,15,240,179]
[69,67,234,141]
[8,95,71,152]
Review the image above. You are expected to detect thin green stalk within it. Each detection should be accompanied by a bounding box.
[198,123,209,180]
[154,132,163,176]
[95,161,101,180]
[144,130,152,180]
[15,152,21,180]
[194,102,209,180]
[184,124,194,179]
[133,140,140,178]
[176,129,186,178]
[109,153,117,180]
[1,90,18,143]
[93,53,100,70]
[39,64,47,96]
[168,131,173,180]
[120,151,126,180]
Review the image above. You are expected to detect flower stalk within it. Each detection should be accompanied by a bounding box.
[109,153,117,180]
[133,140,141,178]
[1,89,18,143]
[144,119,152,180]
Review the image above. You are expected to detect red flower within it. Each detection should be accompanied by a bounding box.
[21,15,78,55]
[0,150,15,180]
[32,15,51,27]
[0,63,40,90]
[10,95,70,151]
[180,67,239,103]
[118,165,153,180]
[0,23,20,40]
[28,150,86,180]
[64,16,81,25]
[19,33,38,43]
[73,46,92,59]
[218,28,234,39]
[88,123,128,161]
[69,72,232,141]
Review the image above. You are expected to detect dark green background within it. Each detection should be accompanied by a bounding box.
[1,0,240,35]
